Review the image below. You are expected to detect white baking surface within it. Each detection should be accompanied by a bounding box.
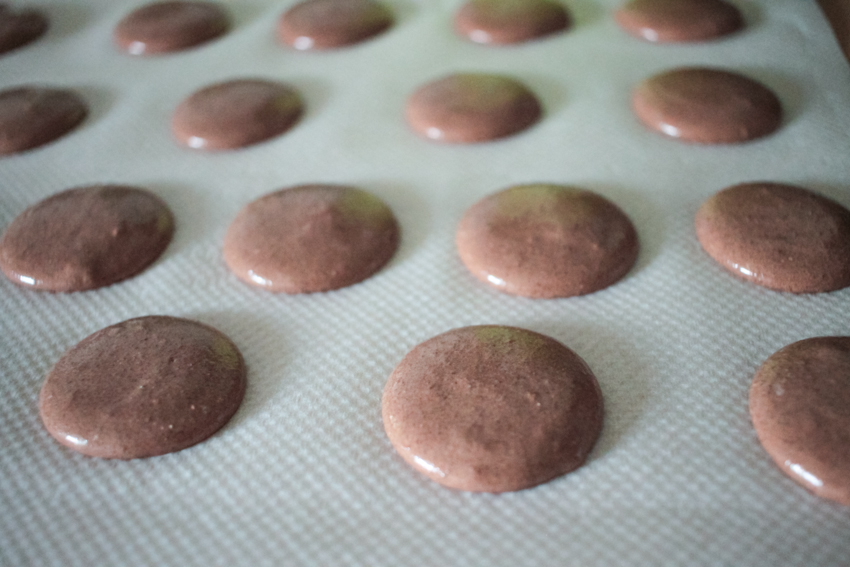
[2,0,850,565]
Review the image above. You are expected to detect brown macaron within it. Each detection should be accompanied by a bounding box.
[0,185,174,292]
[278,0,393,50]
[172,79,303,150]
[750,337,850,506]
[454,0,570,45]
[39,316,247,460]
[695,182,850,293]
[0,86,88,155]
[615,0,743,43]
[0,3,49,55]
[114,1,229,55]
[382,325,604,493]
[456,184,639,298]
[406,73,542,143]
[223,184,399,294]
[632,67,782,144]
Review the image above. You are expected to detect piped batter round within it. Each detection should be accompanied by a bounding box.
[114,1,229,55]
[172,79,303,150]
[278,0,393,50]
[454,0,570,45]
[406,73,542,143]
[456,184,639,298]
[0,185,174,292]
[0,3,48,55]
[40,316,247,460]
[632,67,782,144]
[382,325,604,493]
[750,337,850,506]
[0,86,88,155]
[223,184,399,293]
[615,0,743,43]
[695,182,850,293]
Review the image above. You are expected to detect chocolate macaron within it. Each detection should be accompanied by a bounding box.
[0,3,49,55]
[383,325,604,493]
[223,184,399,293]
[406,73,542,143]
[695,182,850,293]
[615,0,743,43]
[278,0,393,50]
[40,316,247,459]
[0,86,88,155]
[454,0,570,45]
[114,1,229,55]
[750,337,850,506]
[0,185,174,292]
[632,67,782,144]
[456,184,639,298]
[172,79,304,150]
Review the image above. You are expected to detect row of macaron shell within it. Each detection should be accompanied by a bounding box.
[3,180,850,296]
[0,0,749,58]
[35,302,850,503]
[112,0,748,52]
[0,61,785,155]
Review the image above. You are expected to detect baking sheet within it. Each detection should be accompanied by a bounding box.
[1,0,850,565]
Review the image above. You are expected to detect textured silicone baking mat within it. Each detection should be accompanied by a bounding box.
[2,1,850,565]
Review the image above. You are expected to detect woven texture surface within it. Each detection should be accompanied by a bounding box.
[2,0,850,565]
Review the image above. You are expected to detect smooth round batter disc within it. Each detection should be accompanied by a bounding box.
[750,337,850,506]
[405,73,542,143]
[695,182,850,293]
[382,325,604,493]
[615,0,743,43]
[454,0,570,45]
[0,86,88,155]
[456,184,639,298]
[172,79,304,150]
[278,0,393,50]
[0,3,49,55]
[223,184,400,293]
[632,67,782,144]
[0,185,174,292]
[114,1,229,55]
[40,316,246,459]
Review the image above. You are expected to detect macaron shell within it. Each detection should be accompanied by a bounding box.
[454,0,570,45]
[0,4,49,55]
[0,86,88,155]
[382,325,604,493]
[750,337,850,506]
[615,0,743,43]
[223,185,400,293]
[39,316,247,460]
[114,1,230,55]
[172,79,303,150]
[695,182,850,293]
[456,184,639,298]
[0,185,174,292]
[278,0,393,50]
[632,67,782,144]
[406,73,542,143]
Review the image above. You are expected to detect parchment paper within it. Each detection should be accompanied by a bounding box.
[1,1,849,565]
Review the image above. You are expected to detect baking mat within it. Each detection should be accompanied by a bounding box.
[1,0,850,565]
